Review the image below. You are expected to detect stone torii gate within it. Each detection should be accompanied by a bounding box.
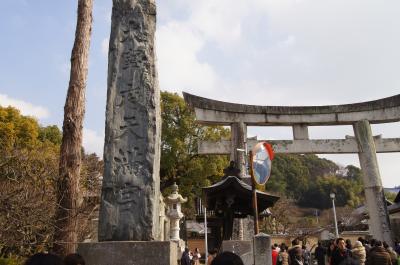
[183,92,400,245]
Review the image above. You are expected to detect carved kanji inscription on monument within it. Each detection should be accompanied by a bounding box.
[98,0,161,241]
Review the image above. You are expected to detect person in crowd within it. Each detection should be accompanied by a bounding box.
[365,240,392,265]
[181,247,191,265]
[352,240,366,265]
[327,239,336,264]
[383,241,398,265]
[211,251,244,265]
[288,239,303,265]
[24,253,63,265]
[272,245,280,265]
[64,253,85,265]
[207,248,218,265]
[272,245,279,265]
[331,238,352,265]
[275,243,281,253]
[346,239,353,251]
[314,241,326,265]
[277,245,289,265]
[363,240,372,255]
[368,239,377,253]
[302,245,311,265]
[394,241,400,256]
[192,247,201,265]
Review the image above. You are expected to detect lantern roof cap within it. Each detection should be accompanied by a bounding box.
[166,182,188,203]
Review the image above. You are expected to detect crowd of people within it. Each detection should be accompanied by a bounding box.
[180,247,202,265]
[23,238,400,265]
[180,247,243,265]
[271,238,400,265]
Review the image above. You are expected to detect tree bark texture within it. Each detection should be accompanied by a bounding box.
[54,0,93,255]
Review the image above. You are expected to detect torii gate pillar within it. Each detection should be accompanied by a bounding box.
[354,120,393,246]
[231,122,247,178]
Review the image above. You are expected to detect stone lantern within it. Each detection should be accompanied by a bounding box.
[166,183,187,242]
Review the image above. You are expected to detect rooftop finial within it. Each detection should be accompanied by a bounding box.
[172,182,178,193]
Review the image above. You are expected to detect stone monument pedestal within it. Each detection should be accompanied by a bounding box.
[253,233,272,265]
[221,240,253,265]
[77,241,178,265]
[221,233,272,265]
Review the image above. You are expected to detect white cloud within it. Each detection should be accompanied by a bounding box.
[101,38,109,57]
[155,0,400,188]
[165,0,399,104]
[377,154,400,188]
[83,128,104,157]
[185,1,247,47]
[0,94,50,119]
[278,35,296,48]
[156,22,217,94]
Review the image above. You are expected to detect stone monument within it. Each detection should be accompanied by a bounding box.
[78,1,178,264]
[98,0,161,241]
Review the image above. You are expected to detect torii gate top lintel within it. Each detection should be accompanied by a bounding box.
[183,92,400,125]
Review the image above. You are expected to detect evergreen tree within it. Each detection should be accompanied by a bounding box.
[160,91,229,216]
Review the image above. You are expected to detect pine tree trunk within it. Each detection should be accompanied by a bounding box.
[54,0,93,255]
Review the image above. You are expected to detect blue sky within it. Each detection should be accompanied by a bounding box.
[0,0,399,188]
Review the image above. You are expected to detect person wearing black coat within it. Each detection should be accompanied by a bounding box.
[315,242,326,265]
[181,248,191,265]
[331,238,359,265]
[288,239,303,265]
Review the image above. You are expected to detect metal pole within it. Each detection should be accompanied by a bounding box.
[252,182,259,235]
[204,207,208,262]
[331,198,339,238]
[249,151,259,235]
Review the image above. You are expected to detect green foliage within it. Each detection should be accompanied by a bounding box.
[267,153,364,209]
[344,165,362,183]
[0,107,39,150]
[0,256,22,265]
[298,176,363,209]
[160,91,230,216]
[267,154,310,199]
[38,125,62,145]
[385,191,397,202]
[299,154,338,179]
[0,106,62,149]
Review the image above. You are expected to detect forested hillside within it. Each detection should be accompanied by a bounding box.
[268,154,364,209]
